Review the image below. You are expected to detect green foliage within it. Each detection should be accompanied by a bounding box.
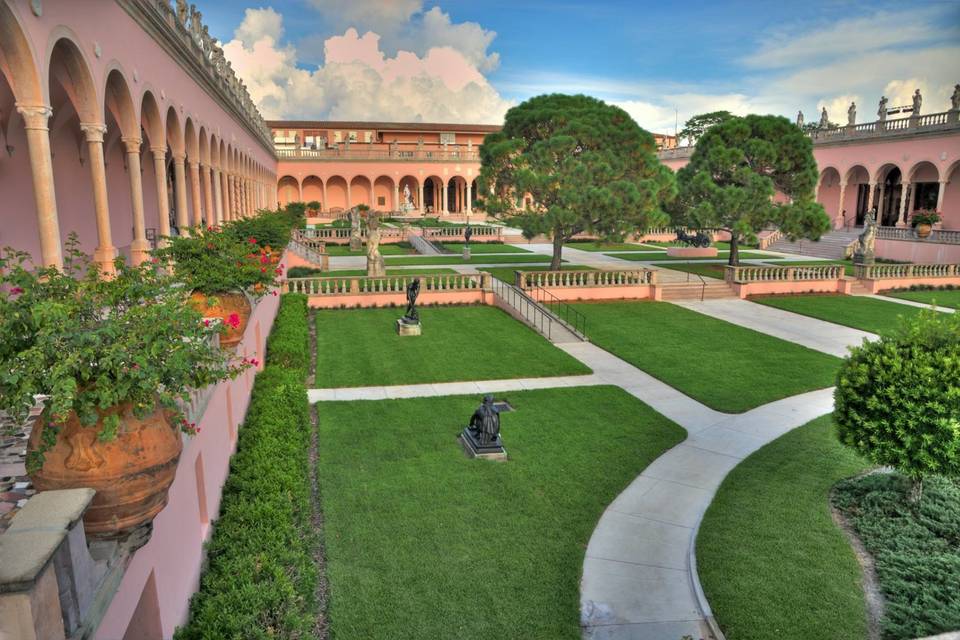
[834,311,960,489]
[479,94,675,269]
[674,114,830,265]
[223,209,297,251]
[287,266,326,278]
[0,237,245,467]
[677,110,734,144]
[910,209,941,226]
[306,200,321,210]
[698,416,870,640]
[284,201,308,221]
[154,226,282,296]
[266,294,310,377]
[175,366,317,639]
[833,473,960,639]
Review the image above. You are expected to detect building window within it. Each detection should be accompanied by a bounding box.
[440,132,456,145]
[377,196,386,206]
[333,131,342,143]
[363,131,373,143]
[348,131,358,142]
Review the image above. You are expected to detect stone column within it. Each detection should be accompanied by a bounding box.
[466,181,472,214]
[866,181,877,212]
[150,147,171,240]
[223,172,232,221]
[418,182,424,214]
[247,179,254,215]
[80,123,117,272]
[122,137,150,264]
[189,160,204,227]
[16,104,62,268]
[441,179,448,214]
[346,181,352,209]
[393,183,400,211]
[936,180,948,213]
[836,181,847,228]
[212,166,223,224]
[202,164,215,227]
[172,153,190,233]
[298,179,303,201]
[321,181,328,212]
[898,183,911,226]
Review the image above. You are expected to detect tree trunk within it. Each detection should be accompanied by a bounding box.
[550,233,564,271]
[909,477,923,504]
[728,232,740,266]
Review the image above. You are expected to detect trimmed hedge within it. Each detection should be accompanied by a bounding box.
[266,293,310,376]
[176,294,317,638]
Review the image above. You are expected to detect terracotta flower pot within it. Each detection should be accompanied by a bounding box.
[915,223,932,238]
[189,291,252,348]
[27,402,183,538]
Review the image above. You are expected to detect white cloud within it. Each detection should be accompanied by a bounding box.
[307,0,422,36]
[223,9,511,122]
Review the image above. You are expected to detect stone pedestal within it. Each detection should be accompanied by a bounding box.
[463,246,471,260]
[458,428,507,461]
[396,319,421,336]
[349,236,362,252]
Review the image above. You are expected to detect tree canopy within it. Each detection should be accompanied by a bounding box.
[478,94,675,269]
[673,114,830,265]
[678,110,734,145]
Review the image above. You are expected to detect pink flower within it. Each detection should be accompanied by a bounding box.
[271,290,278,297]
[151,257,159,264]
[203,319,211,327]
[260,267,267,273]
[260,255,269,264]
[226,313,241,329]
[274,268,283,275]
[10,286,24,295]
[248,237,257,244]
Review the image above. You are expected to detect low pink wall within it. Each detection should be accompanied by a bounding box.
[307,289,491,309]
[666,247,717,257]
[737,279,851,299]
[863,276,960,294]
[876,239,960,263]
[534,285,657,302]
[94,256,286,640]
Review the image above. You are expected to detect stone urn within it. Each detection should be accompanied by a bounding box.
[915,223,932,239]
[189,291,252,348]
[27,402,183,539]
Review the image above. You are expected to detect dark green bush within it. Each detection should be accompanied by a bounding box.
[833,473,960,639]
[287,266,325,278]
[834,310,960,498]
[224,209,296,250]
[266,294,310,376]
[175,365,316,639]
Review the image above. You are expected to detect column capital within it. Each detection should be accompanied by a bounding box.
[15,103,53,130]
[149,145,167,156]
[172,151,187,163]
[79,122,107,143]
[188,159,201,169]
[121,137,142,153]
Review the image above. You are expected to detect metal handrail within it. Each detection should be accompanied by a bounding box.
[490,277,554,341]
[527,283,587,339]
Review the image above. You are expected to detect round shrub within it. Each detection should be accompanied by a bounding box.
[834,310,960,498]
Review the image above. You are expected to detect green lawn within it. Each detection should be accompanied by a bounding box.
[570,302,840,412]
[697,415,870,640]
[661,263,728,279]
[384,254,557,266]
[609,251,773,262]
[325,242,416,256]
[751,293,935,334]
[439,242,531,254]
[566,241,649,252]
[316,386,686,640]
[314,305,590,387]
[480,264,596,284]
[883,288,960,309]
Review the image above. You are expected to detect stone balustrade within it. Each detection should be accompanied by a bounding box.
[854,263,959,280]
[422,226,502,240]
[287,272,490,296]
[758,229,784,249]
[725,264,844,283]
[299,226,406,242]
[276,147,480,162]
[876,226,960,245]
[517,269,657,289]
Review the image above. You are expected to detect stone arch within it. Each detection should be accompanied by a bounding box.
[198,127,210,165]
[302,175,323,206]
[843,165,871,226]
[397,175,419,212]
[48,35,101,256]
[942,161,960,229]
[816,167,844,227]
[0,2,43,105]
[423,175,443,214]
[373,175,394,211]
[907,160,942,215]
[874,163,904,226]
[447,175,468,214]
[277,175,300,206]
[139,90,166,239]
[165,106,184,156]
[349,175,372,208]
[102,69,138,256]
[326,175,348,211]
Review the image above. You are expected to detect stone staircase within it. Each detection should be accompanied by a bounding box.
[409,233,442,255]
[847,278,872,295]
[660,281,736,301]
[767,229,860,259]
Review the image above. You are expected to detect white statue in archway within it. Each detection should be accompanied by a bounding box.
[402,184,413,211]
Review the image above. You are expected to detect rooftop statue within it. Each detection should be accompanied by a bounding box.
[848,102,856,126]
[912,89,922,116]
[951,85,960,111]
[878,96,888,121]
[796,110,804,127]
[819,107,829,128]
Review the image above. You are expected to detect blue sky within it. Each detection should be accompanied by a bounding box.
[206,0,960,132]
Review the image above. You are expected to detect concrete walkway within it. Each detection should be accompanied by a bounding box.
[673,298,875,357]
[857,293,956,313]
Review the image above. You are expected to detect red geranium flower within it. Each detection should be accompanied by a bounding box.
[226,313,241,329]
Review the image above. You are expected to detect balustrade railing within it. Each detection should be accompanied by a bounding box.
[286,272,490,295]
[758,229,784,249]
[299,226,406,241]
[517,269,657,289]
[876,226,960,245]
[276,147,481,162]
[421,226,502,240]
[854,263,959,280]
[726,264,843,283]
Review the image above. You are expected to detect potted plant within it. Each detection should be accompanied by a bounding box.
[305,200,321,216]
[154,226,282,348]
[910,210,941,238]
[0,238,247,538]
